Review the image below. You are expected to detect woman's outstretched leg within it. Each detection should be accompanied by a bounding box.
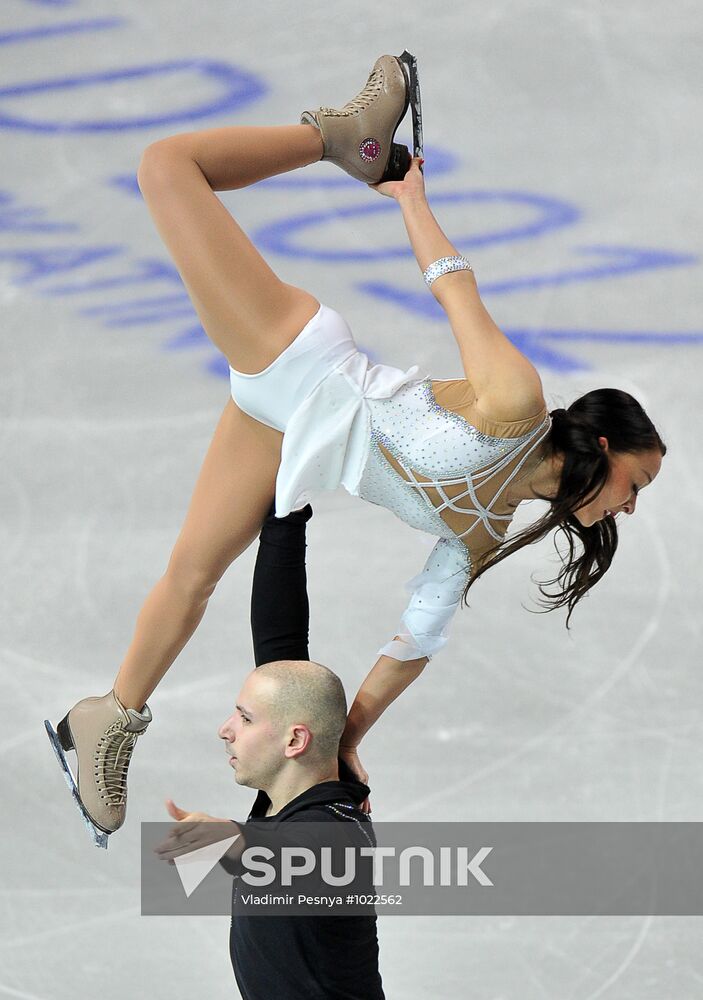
[48,398,284,843]
[113,399,284,711]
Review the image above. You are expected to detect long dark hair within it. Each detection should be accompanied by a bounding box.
[462,388,667,625]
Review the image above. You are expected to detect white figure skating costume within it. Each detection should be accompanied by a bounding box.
[229,303,551,663]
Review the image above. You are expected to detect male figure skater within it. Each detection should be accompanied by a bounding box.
[157,503,384,1000]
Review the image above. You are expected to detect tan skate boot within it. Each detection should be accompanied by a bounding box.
[45,690,151,847]
[301,51,422,185]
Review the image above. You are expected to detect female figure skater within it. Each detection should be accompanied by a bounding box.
[45,53,665,845]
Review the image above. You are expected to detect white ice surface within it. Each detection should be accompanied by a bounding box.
[2,1,703,997]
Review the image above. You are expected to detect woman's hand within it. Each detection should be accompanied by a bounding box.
[339,745,372,815]
[370,156,425,202]
[339,745,369,784]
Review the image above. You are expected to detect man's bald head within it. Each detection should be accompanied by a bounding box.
[254,660,347,762]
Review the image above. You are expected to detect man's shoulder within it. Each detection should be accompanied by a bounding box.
[248,778,371,826]
[277,779,370,818]
[287,800,372,824]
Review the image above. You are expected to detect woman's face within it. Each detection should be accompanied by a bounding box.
[573,442,663,527]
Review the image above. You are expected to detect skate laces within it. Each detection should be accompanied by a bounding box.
[320,68,383,117]
[95,721,138,807]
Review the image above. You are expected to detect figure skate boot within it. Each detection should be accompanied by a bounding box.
[45,690,152,848]
[301,50,423,185]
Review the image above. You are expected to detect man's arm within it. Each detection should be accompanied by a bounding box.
[249,501,360,787]
[250,500,313,667]
[154,800,245,864]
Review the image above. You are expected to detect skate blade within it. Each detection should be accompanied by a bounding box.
[44,720,109,849]
[398,50,424,163]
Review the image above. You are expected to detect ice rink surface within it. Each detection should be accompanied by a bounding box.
[2,0,703,996]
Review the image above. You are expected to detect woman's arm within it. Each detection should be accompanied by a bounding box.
[341,645,428,749]
[341,531,469,758]
[373,160,545,423]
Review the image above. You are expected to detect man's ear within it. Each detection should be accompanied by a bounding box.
[598,436,609,450]
[285,724,312,758]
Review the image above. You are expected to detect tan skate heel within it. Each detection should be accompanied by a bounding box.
[301,52,422,185]
[45,690,152,848]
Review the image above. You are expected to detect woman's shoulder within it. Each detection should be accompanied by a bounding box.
[430,378,548,440]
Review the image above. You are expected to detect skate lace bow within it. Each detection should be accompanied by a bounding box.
[96,721,137,806]
[320,69,383,117]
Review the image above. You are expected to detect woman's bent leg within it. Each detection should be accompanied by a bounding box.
[113,398,283,710]
[137,126,324,376]
[156,124,324,193]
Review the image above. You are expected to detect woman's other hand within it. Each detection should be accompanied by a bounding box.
[339,745,369,784]
[370,156,425,202]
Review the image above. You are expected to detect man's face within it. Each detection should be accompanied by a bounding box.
[218,671,285,790]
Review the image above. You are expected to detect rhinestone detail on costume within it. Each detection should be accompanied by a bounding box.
[359,137,381,162]
[358,377,550,556]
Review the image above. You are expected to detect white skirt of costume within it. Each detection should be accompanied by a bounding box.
[229,302,424,517]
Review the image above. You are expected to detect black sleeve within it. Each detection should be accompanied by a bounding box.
[250,500,313,667]
[249,503,357,785]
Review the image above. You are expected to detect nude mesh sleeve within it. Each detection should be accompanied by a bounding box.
[377,537,471,662]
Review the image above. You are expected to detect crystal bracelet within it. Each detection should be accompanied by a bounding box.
[423,255,473,287]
